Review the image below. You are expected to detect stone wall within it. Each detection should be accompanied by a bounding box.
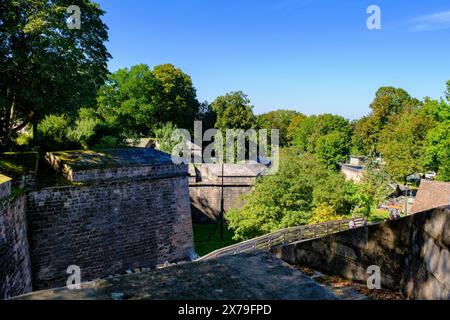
[190,184,253,223]
[26,174,193,291]
[0,177,11,200]
[189,164,263,223]
[0,196,32,299]
[272,207,450,300]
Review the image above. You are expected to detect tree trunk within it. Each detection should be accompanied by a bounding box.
[32,116,39,147]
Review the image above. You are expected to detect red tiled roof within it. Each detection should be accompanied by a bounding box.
[411,180,450,214]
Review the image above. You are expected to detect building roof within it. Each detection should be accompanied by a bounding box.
[411,180,450,214]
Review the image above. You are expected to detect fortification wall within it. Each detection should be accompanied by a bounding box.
[0,195,32,299]
[189,184,252,223]
[26,173,193,291]
[272,206,450,300]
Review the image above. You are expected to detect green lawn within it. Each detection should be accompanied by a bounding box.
[193,223,238,257]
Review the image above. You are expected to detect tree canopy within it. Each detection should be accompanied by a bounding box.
[257,109,300,146]
[0,0,111,148]
[353,87,419,155]
[97,64,200,138]
[227,149,355,240]
[211,91,256,131]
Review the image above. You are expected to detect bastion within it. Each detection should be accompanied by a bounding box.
[1,148,194,298]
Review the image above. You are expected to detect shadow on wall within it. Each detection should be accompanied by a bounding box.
[272,206,450,300]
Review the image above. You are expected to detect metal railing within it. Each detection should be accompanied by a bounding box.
[197,217,367,261]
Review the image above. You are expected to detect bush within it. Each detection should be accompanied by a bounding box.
[38,115,74,150]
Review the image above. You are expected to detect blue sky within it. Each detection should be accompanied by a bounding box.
[95,0,450,119]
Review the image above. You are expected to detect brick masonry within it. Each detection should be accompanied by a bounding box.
[26,173,193,291]
[0,177,11,200]
[0,196,32,299]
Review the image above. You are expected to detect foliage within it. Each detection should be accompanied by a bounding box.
[153,64,200,130]
[287,113,307,144]
[37,108,122,151]
[0,0,110,148]
[227,149,355,240]
[257,110,300,146]
[153,122,180,154]
[308,204,346,225]
[316,131,350,170]
[291,114,351,153]
[350,159,392,217]
[211,91,256,131]
[97,64,200,139]
[38,115,73,150]
[290,114,352,170]
[421,96,450,181]
[378,109,434,182]
[352,87,419,155]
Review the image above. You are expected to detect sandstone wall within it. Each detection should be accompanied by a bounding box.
[26,174,193,291]
[272,207,450,300]
[0,196,32,299]
[189,184,253,223]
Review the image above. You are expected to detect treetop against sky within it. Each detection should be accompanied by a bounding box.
[95,0,450,119]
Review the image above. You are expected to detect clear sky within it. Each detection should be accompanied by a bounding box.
[95,0,450,119]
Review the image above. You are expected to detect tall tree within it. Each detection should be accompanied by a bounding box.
[97,64,200,138]
[257,109,300,147]
[227,150,354,240]
[97,64,160,138]
[211,91,255,130]
[378,109,434,182]
[353,87,419,155]
[0,0,110,149]
[291,114,352,154]
[152,64,200,130]
[421,91,450,182]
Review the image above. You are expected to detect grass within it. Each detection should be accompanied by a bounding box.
[193,223,239,257]
[0,152,38,178]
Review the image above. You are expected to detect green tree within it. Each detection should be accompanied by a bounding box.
[257,110,300,146]
[378,109,434,182]
[421,89,450,181]
[227,150,355,240]
[293,114,352,158]
[353,87,419,155]
[316,131,350,170]
[97,64,160,138]
[0,0,110,149]
[287,113,307,144]
[351,159,392,217]
[153,64,200,130]
[153,122,180,154]
[211,91,256,130]
[97,64,200,138]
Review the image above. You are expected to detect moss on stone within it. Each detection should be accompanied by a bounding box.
[0,152,38,178]
[0,174,12,184]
